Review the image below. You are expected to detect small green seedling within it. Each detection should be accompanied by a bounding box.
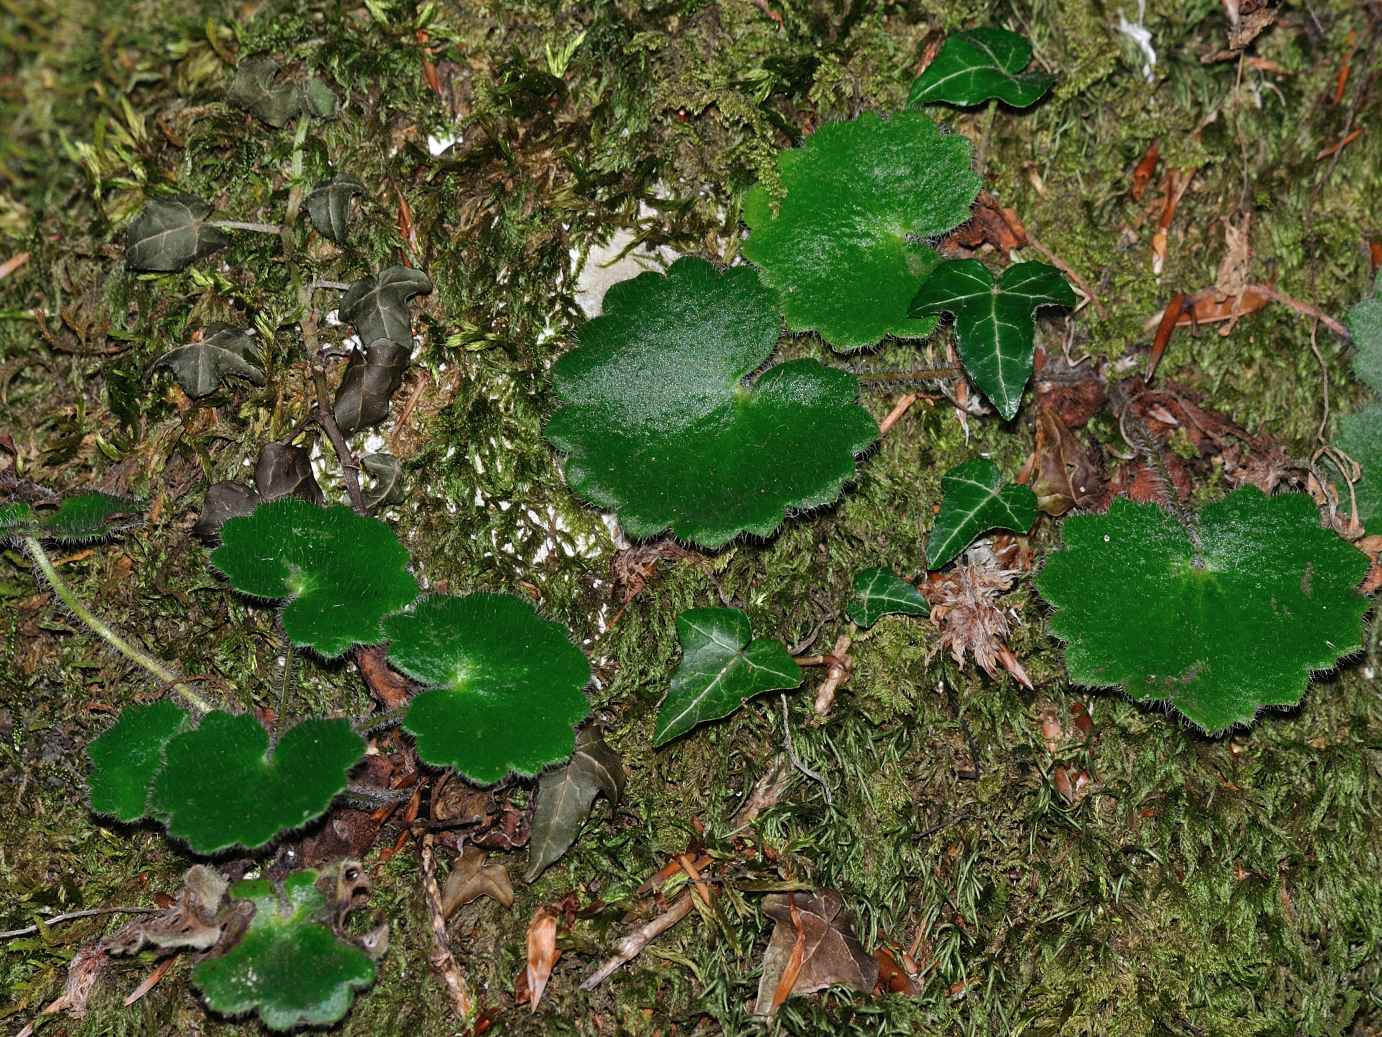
[846,568,929,628]
[653,607,802,746]
[546,257,878,547]
[742,111,980,350]
[385,593,592,784]
[211,499,420,658]
[908,28,1055,109]
[1036,488,1369,733]
[927,458,1038,569]
[911,260,1074,420]
[192,870,375,1031]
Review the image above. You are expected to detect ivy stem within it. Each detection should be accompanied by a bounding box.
[298,283,368,515]
[22,536,211,714]
[208,220,283,234]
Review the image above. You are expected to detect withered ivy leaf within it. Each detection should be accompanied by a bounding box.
[360,453,404,511]
[752,891,878,1017]
[192,870,375,1031]
[339,266,432,347]
[103,865,228,955]
[525,727,625,881]
[194,444,323,542]
[211,499,419,658]
[155,325,265,399]
[442,846,515,916]
[150,711,365,854]
[385,593,592,785]
[307,175,366,245]
[333,339,411,437]
[124,195,229,273]
[195,483,260,542]
[227,56,337,128]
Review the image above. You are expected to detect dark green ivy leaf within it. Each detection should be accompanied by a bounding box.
[333,340,410,437]
[926,458,1037,569]
[88,701,190,822]
[908,27,1056,109]
[227,56,338,128]
[150,711,365,854]
[307,175,366,245]
[361,453,404,511]
[845,568,929,628]
[124,195,228,273]
[653,608,802,747]
[192,870,375,1030]
[339,266,432,347]
[910,260,1074,420]
[155,325,265,399]
[525,727,625,882]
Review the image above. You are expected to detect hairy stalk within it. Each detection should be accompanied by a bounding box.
[23,536,210,714]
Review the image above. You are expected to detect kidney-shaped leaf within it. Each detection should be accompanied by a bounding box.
[211,499,419,658]
[654,607,803,747]
[149,711,364,854]
[926,458,1037,569]
[911,259,1073,420]
[40,491,143,543]
[908,27,1055,109]
[1035,488,1369,733]
[546,257,878,548]
[192,870,375,1031]
[742,111,980,351]
[340,266,432,347]
[846,568,929,628]
[525,726,625,881]
[156,325,265,398]
[125,195,229,273]
[307,175,366,245]
[88,700,190,822]
[386,594,592,785]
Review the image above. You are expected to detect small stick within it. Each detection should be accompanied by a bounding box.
[419,833,474,1021]
[1247,283,1350,340]
[123,955,179,1006]
[812,632,854,716]
[0,906,160,941]
[580,892,695,991]
[879,394,918,436]
[298,284,368,514]
[208,220,282,234]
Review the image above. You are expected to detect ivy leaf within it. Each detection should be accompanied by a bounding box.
[1348,271,1382,394]
[307,175,366,245]
[333,340,410,437]
[192,870,375,1030]
[361,453,404,511]
[908,27,1055,109]
[194,444,322,542]
[926,458,1037,569]
[227,56,337,128]
[1334,403,1382,533]
[1034,488,1369,733]
[211,499,419,658]
[385,594,592,785]
[845,568,929,628]
[742,111,980,350]
[149,711,365,854]
[124,195,228,273]
[155,325,265,398]
[36,491,142,543]
[910,260,1074,420]
[87,701,189,822]
[546,258,878,548]
[654,608,802,747]
[340,266,432,347]
[525,727,625,882]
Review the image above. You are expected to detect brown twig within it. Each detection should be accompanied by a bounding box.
[419,833,474,1022]
[812,632,854,716]
[580,892,695,991]
[879,394,919,436]
[123,955,179,1007]
[1245,283,1350,340]
[0,906,159,941]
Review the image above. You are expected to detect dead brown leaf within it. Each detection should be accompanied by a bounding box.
[525,908,560,1012]
[753,891,878,1017]
[1025,404,1104,517]
[441,846,514,917]
[924,551,1025,682]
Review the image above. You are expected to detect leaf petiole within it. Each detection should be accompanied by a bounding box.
[22,536,211,714]
[208,220,283,234]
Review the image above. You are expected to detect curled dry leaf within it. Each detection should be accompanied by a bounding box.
[1027,404,1104,516]
[752,891,878,1017]
[525,726,625,881]
[924,549,1024,683]
[195,443,323,541]
[441,846,514,917]
[103,865,229,955]
[360,453,404,511]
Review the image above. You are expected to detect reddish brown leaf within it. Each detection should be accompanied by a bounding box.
[1028,405,1104,516]
[873,948,917,995]
[1316,128,1364,161]
[753,891,878,1017]
[525,908,560,1012]
[1130,141,1160,201]
[441,846,514,917]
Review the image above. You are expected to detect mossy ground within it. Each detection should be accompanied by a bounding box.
[2,1,1380,1034]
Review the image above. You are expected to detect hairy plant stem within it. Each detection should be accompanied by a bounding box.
[23,536,210,714]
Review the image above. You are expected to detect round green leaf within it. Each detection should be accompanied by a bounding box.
[192,870,375,1031]
[546,257,878,548]
[386,594,592,784]
[38,491,143,543]
[908,28,1056,109]
[1035,488,1369,734]
[926,458,1038,569]
[88,701,189,822]
[149,712,365,854]
[846,568,929,628]
[742,111,980,351]
[654,607,803,747]
[911,260,1074,420]
[210,499,419,658]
